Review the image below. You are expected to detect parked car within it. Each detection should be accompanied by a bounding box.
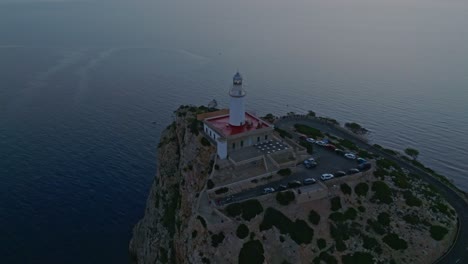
[357,158,367,164]
[263,187,275,194]
[344,153,356,159]
[315,141,327,146]
[306,138,316,143]
[358,162,372,171]
[320,173,334,181]
[334,171,346,177]
[288,180,302,188]
[277,184,287,191]
[299,135,307,141]
[335,149,345,155]
[304,157,317,168]
[347,168,360,175]
[325,144,337,151]
[303,178,317,185]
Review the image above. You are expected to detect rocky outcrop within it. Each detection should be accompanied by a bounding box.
[129,106,215,264]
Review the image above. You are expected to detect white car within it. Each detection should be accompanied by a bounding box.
[306,138,316,143]
[315,141,326,146]
[320,173,334,181]
[344,153,356,159]
[263,187,275,194]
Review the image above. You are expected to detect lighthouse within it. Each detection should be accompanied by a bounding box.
[229,72,246,126]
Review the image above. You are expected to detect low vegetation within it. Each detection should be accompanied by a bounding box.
[211,232,225,247]
[238,240,264,264]
[317,238,327,250]
[260,208,314,245]
[355,182,369,197]
[274,127,293,139]
[377,212,391,226]
[430,225,449,241]
[340,183,352,195]
[226,199,264,221]
[403,191,422,207]
[214,187,229,194]
[331,196,342,211]
[276,191,295,205]
[294,124,323,138]
[308,210,321,225]
[236,224,249,239]
[342,252,374,264]
[383,233,408,250]
[371,181,393,204]
[344,122,368,134]
[277,168,292,176]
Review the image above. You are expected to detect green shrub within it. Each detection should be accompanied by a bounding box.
[308,210,321,225]
[215,187,229,194]
[373,169,387,179]
[238,240,264,264]
[276,191,295,205]
[207,179,214,189]
[331,197,342,211]
[200,137,211,146]
[371,181,393,204]
[336,239,347,251]
[377,159,399,170]
[277,168,292,176]
[329,212,345,222]
[317,238,327,250]
[192,230,198,238]
[344,208,357,221]
[226,200,264,221]
[342,252,374,264]
[430,225,449,241]
[197,216,207,228]
[358,206,366,213]
[240,200,264,221]
[355,183,369,197]
[403,191,422,207]
[383,233,408,250]
[226,203,242,217]
[367,219,386,235]
[362,235,379,251]
[377,212,390,226]
[313,252,337,264]
[403,214,420,225]
[211,232,225,247]
[358,150,374,159]
[294,124,323,138]
[340,183,352,195]
[260,208,314,245]
[236,224,249,239]
[338,139,358,151]
[392,172,410,189]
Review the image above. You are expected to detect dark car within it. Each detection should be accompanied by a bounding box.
[325,144,337,151]
[357,158,367,164]
[288,180,302,188]
[335,149,345,155]
[347,168,360,175]
[277,184,287,191]
[358,162,372,171]
[304,160,318,168]
[334,171,346,177]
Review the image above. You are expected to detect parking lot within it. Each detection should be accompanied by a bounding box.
[218,143,366,205]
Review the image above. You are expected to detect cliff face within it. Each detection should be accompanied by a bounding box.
[129,107,215,264]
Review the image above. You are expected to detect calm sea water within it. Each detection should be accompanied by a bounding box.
[1,0,467,263]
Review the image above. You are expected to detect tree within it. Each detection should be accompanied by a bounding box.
[307,110,316,117]
[404,148,419,160]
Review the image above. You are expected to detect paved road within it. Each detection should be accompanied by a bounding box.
[276,117,468,264]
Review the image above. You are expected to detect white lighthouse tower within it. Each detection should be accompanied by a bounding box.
[229,72,246,126]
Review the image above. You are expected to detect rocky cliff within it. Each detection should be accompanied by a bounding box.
[129,106,216,264]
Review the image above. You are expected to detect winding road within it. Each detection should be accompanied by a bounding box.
[275,116,468,264]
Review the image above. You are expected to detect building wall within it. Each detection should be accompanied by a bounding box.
[227,131,272,152]
[217,139,228,159]
[203,124,220,141]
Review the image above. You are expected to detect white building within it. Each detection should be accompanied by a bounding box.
[199,72,274,159]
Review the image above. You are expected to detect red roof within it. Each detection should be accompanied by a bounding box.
[205,112,271,137]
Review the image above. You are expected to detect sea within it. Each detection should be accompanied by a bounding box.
[0,0,467,263]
